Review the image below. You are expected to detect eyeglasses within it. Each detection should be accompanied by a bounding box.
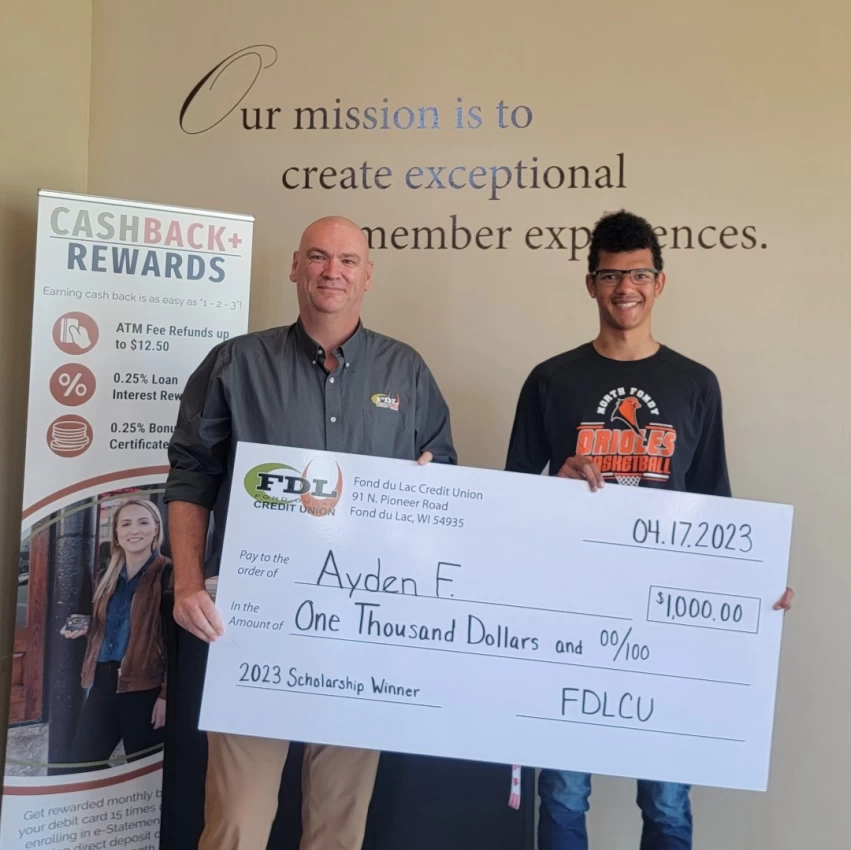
[592,269,658,286]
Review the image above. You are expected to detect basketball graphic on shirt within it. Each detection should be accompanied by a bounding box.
[576,387,677,486]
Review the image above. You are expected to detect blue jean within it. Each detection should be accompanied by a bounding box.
[538,770,692,850]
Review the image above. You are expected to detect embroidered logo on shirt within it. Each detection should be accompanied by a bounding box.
[371,392,400,411]
[575,387,678,486]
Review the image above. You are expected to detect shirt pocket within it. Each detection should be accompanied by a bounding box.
[361,408,412,459]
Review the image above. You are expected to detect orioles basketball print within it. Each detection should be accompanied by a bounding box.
[575,386,678,485]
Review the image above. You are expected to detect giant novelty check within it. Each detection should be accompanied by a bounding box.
[199,442,792,792]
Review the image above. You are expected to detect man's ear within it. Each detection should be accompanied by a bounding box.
[585,275,596,298]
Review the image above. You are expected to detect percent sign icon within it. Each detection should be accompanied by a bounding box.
[600,627,650,663]
[60,371,88,397]
[50,364,96,407]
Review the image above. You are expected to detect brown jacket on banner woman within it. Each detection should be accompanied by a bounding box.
[61,498,172,772]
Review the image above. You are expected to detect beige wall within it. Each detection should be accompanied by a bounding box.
[0,0,92,765]
[3,0,851,846]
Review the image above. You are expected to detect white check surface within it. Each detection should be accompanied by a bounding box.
[199,442,792,791]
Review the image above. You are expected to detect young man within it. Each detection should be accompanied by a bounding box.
[504,209,792,850]
[164,215,456,850]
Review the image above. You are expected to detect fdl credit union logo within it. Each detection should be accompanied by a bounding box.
[371,392,400,411]
[244,460,343,517]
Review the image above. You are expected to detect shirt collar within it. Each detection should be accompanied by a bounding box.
[120,550,158,584]
[295,317,365,368]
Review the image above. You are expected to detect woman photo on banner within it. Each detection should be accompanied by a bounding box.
[60,497,172,772]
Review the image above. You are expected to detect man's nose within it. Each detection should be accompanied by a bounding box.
[322,257,342,278]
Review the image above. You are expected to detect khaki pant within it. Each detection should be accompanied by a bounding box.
[198,732,380,850]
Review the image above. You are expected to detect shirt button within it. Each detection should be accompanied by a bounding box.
[330,416,337,423]
[329,377,335,384]
[345,362,350,369]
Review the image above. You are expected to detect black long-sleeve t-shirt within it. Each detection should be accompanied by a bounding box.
[505,342,731,497]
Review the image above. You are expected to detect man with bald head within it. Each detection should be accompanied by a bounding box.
[165,216,456,850]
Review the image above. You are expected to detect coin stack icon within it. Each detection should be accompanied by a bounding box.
[49,419,91,454]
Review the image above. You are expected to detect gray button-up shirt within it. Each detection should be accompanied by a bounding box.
[164,319,456,576]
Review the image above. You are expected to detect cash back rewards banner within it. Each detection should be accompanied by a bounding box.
[1,191,252,850]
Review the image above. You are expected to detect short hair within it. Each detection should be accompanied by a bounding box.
[587,210,663,274]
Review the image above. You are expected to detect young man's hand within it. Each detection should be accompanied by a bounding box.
[773,586,794,612]
[555,456,605,491]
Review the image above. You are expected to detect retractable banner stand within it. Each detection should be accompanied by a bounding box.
[1,191,252,850]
